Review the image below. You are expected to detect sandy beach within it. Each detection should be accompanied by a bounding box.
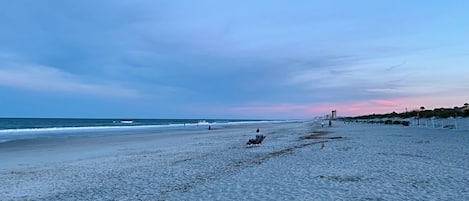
[1,120,468,200]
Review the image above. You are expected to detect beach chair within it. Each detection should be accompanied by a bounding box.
[246,135,266,145]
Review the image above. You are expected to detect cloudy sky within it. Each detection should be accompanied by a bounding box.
[1,0,468,119]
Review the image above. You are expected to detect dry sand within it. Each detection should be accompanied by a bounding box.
[1,120,468,200]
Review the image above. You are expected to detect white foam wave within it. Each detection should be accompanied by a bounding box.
[0,120,286,135]
[0,124,174,135]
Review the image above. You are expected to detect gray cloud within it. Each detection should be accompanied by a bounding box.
[1,0,468,117]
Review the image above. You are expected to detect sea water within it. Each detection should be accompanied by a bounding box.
[0,118,271,143]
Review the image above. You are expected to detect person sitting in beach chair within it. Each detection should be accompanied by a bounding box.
[246,134,266,145]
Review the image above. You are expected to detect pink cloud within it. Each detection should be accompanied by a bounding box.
[320,96,468,116]
[226,103,338,118]
[219,95,468,119]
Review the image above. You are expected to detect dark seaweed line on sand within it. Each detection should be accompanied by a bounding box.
[160,130,345,197]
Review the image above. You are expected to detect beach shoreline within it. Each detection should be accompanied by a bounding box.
[1,120,468,200]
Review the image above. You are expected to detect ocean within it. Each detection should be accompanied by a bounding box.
[0,118,271,143]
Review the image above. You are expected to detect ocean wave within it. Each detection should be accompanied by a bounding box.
[0,123,195,134]
[0,120,288,145]
[0,120,284,135]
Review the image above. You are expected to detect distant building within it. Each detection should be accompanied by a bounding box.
[331,110,337,119]
[456,105,469,112]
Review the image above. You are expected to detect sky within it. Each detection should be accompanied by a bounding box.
[0,0,468,119]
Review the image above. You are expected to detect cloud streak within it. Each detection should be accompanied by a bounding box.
[1,1,469,118]
[0,63,142,98]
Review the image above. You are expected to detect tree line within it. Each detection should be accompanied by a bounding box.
[346,103,469,120]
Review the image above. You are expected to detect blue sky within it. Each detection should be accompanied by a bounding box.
[1,0,468,119]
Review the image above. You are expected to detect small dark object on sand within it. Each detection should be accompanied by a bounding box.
[247,134,266,145]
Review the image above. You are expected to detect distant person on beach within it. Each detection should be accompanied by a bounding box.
[256,128,260,133]
[328,120,332,127]
[247,134,265,145]
[321,122,325,127]
[208,126,211,130]
[247,135,260,144]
